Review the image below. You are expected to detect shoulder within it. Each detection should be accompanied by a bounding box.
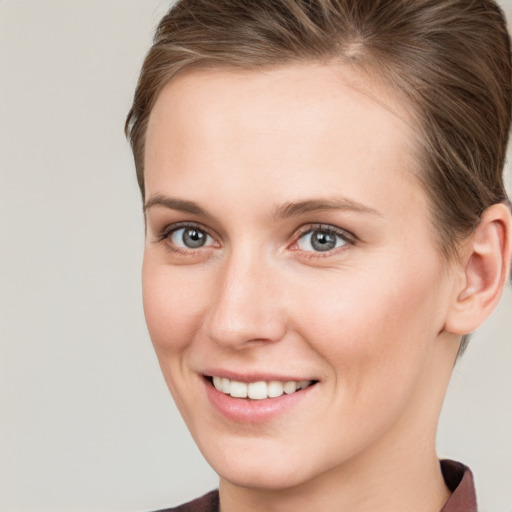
[152,490,219,512]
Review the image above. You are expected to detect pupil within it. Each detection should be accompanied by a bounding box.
[183,228,206,248]
[312,231,336,251]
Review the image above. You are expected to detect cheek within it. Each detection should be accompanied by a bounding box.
[294,255,444,402]
[142,255,210,355]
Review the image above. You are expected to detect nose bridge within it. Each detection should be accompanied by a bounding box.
[206,244,286,348]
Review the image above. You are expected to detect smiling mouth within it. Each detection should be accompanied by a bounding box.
[206,376,317,400]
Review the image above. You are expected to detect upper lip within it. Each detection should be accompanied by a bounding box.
[202,369,317,383]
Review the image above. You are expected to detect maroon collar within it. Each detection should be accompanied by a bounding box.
[440,460,477,512]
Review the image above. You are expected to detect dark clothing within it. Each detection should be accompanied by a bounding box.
[156,459,476,512]
[156,490,219,512]
[440,460,477,512]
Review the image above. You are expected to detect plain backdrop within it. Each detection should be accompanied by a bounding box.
[1,1,511,511]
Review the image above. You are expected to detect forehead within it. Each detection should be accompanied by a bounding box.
[144,62,424,216]
[147,62,418,142]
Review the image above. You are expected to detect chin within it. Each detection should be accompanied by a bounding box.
[217,462,312,491]
[196,436,328,491]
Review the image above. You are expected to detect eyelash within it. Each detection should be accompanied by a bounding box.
[155,222,356,258]
[291,224,355,258]
[156,222,217,256]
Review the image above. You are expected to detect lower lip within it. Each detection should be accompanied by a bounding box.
[204,379,317,423]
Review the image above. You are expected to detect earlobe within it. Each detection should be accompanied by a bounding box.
[444,203,512,336]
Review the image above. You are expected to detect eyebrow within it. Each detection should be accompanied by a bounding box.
[144,195,211,217]
[271,196,381,220]
[144,194,380,219]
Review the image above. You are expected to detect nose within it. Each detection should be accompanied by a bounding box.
[204,249,287,349]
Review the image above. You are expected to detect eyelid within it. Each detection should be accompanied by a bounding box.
[294,223,355,240]
[156,221,220,248]
[154,221,355,256]
[296,223,354,237]
[289,223,356,253]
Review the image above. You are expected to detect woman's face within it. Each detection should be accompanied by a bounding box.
[142,63,458,490]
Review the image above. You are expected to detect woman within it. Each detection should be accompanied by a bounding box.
[125,1,512,511]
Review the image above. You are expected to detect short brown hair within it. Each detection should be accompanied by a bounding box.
[125,0,512,351]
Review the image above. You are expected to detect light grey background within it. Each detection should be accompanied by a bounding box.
[1,1,511,511]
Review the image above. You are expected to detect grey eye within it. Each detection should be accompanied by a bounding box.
[170,227,212,249]
[297,228,347,252]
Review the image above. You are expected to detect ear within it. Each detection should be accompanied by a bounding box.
[444,203,512,335]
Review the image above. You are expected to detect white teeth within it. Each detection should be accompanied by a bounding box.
[229,381,248,398]
[299,380,310,389]
[213,376,223,391]
[267,381,284,398]
[211,377,313,399]
[248,381,268,400]
[221,377,231,394]
[283,381,297,394]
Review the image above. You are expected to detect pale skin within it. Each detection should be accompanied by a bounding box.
[141,62,512,512]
